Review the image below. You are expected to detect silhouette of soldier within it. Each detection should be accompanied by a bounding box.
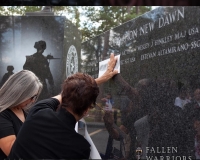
[23,40,54,100]
[0,65,14,87]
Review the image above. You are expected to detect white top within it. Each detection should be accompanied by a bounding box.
[174,97,190,109]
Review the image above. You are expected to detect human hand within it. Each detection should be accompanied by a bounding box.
[95,53,118,85]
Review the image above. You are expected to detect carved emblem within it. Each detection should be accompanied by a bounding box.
[66,45,78,77]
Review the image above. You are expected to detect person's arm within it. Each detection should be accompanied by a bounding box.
[95,53,118,85]
[0,135,16,156]
[113,74,140,109]
[103,111,120,139]
[51,53,118,104]
[50,53,117,106]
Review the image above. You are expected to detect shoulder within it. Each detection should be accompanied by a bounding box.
[35,97,60,106]
[32,53,46,60]
[25,55,35,62]
[0,109,16,138]
[0,109,12,120]
[175,97,180,100]
[34,97,60,108]
[28,98,60,116]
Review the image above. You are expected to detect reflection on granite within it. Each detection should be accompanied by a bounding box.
[81,6,200,159]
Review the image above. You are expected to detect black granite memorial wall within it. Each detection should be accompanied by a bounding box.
[81,6,200,159]
[0,16,81,100]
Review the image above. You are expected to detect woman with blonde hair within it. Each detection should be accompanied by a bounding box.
[0,70,43,159]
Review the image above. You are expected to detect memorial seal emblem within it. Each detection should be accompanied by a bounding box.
[66,45,78,77]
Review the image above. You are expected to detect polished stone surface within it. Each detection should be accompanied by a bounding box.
[81,6,200,159]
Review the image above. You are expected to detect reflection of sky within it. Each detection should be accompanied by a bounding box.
[1,27,24,73]
[0,17,64,81]
[142,7,162,22]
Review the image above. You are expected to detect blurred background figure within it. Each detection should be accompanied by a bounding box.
[101,93,114,111]
[178,88,200,158]
[0,65,14,88]
[194,114,200,159]
[23,40,54,100]
[174,87,191,110]
[184,88,200,112]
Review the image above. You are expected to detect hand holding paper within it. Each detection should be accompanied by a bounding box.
[95,53,120,85]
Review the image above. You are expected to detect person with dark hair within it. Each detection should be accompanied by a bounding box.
[8,53,118,159]
[23,40,54,100]
[0,65,14,87]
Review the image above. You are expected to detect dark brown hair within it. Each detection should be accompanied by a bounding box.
[61,73,99,117]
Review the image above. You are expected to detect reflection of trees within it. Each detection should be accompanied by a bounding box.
[81,30,111,71]
[81,36,102,73]
[82,6,200,107]
[102,31,109,59]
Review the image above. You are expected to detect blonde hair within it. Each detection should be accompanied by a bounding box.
[0,70,43,112]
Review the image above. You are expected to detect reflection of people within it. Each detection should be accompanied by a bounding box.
[193,113,200,159]
[23,40,54,100]
[183,88,200,158]
[104,74,189,159]
[174,87,190,109]
[0,65,14,87]
[141,79,188,158]
[103,75,142,159]
[101,93,114,111]
[8,53,118,159]
[103,110,132,160]
[0,70,42,159]
[120,96,131,125]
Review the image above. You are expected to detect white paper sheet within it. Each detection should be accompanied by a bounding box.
[98,55,120,78]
